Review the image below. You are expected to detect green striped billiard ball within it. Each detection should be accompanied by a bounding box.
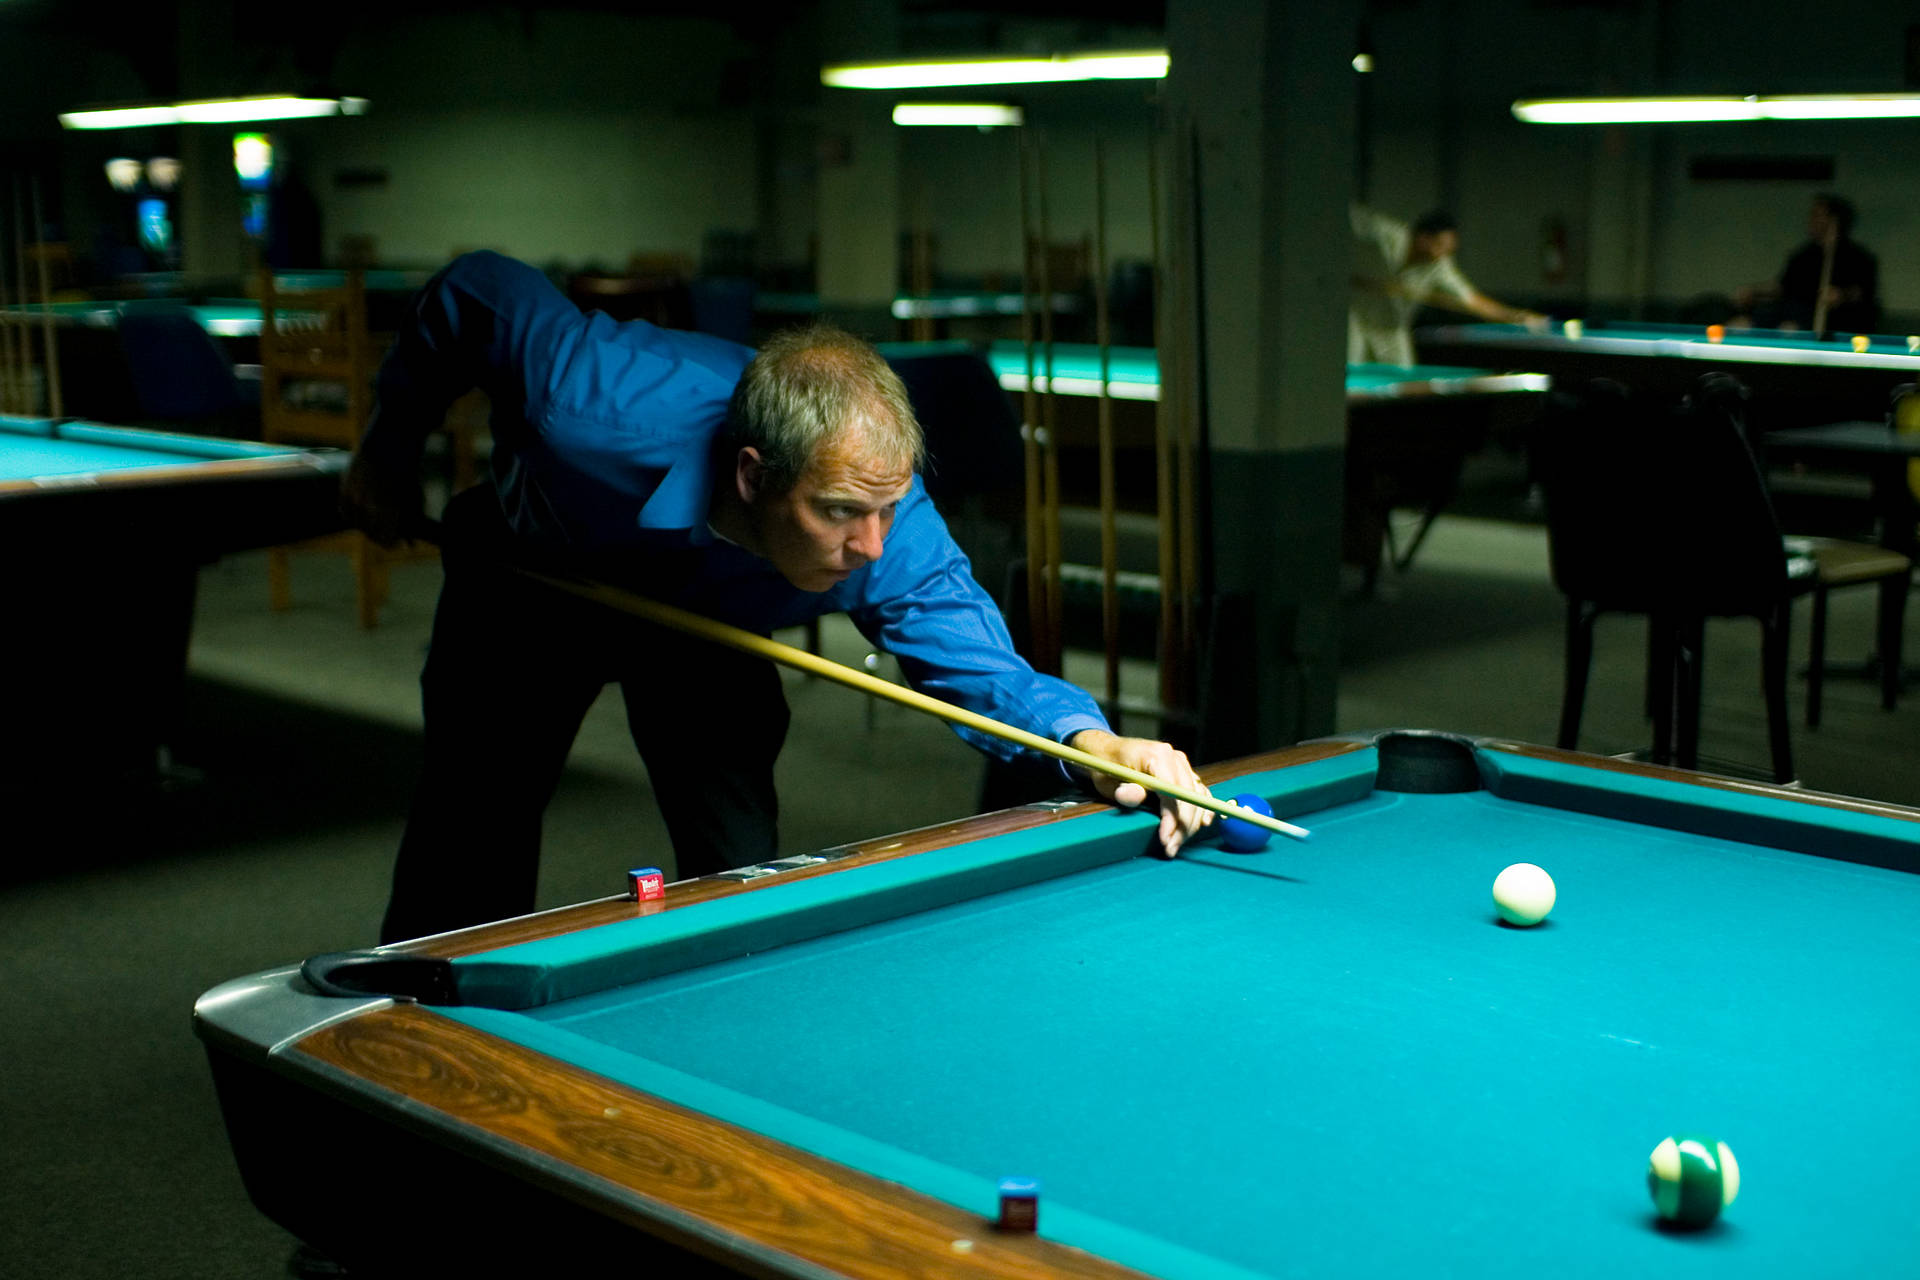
[1647,1135,1739,1227]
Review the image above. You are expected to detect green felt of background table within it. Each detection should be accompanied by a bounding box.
[0,415,296,479]
[1424,320,1920,369]
[971,341,1544,401]
[0,300,317,337]
[433,747,1920,1280]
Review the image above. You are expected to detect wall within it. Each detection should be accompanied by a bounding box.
[1365,0,1920,317]
[896,89,1163,285]
[301,11,758,269]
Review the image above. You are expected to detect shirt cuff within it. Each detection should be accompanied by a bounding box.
[1051,712,1112,786]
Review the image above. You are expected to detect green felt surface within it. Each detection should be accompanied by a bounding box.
[0,415,300,479]
[1440,320,1920,364]
[0,301,317,337]
[972,340,1533,400]
[443,747,1920,1278]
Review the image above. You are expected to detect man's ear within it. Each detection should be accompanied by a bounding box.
[734,447,765,505]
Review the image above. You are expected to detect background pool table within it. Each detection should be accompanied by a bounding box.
[955,339,1549,585]
[1418,320,1920,430]
[197,730,1920,1278]
[0,415,346,784]
[0,299,323,338]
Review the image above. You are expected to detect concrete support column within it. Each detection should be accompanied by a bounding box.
[1163,0,1357,758]
[813,0,899,335]
[175,0,246,281]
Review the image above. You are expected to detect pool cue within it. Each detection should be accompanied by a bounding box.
[909,182,933,342]
[0,181,17,414]
[1016,136,1049,673]
[11,180,32,414]
[30,177,61,417]
[1811,230,1837,336]
[1172,121,1203,685]
[11,179,35,415]
[510,559,1308,842]
[1036,135,1064,677]
[1093,137,1120,712]
[1146,131,1182,717]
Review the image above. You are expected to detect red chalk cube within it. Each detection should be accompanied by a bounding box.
[628,867,666,901]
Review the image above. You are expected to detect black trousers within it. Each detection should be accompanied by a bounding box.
[380,488,789,943]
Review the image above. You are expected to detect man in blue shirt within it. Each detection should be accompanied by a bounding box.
[346,252,1211,943]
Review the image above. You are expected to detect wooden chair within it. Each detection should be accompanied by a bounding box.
[568,252,694,328]
[1026,236,1093,292]
[1537,376,1909,783]
[257,270,457,628]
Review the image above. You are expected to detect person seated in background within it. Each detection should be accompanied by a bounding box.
[1348,204,1547,366]
[1732,194,1879,334]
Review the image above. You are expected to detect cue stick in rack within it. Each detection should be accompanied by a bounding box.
[909,183,934,343]
[30,178,61,418]
[498,553,1308,842]
[0,182,16,415]
[10,179,31,415]
[1093,137,1120,711]
[1175,121,1205,675]
[1036,137,1064,677]
[1811,228,1837,337]
[1147,130,1182,717]
[1016,138,1049,675]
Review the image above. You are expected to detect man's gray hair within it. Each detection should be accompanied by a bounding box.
[723,324,925,492]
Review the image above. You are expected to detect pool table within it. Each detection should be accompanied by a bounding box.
[1418,320,1920,430]
[968,340,1548,582]
[0,299,322,338]
[0,415,346,782]
[759,289,1086,325]
[196,730,1920,1278]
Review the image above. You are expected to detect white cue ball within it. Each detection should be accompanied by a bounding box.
[1492,862,1556,926]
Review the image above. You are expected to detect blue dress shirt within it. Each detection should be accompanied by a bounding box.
[363,251,1108,768]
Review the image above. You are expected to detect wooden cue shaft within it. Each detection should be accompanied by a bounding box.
[910,183,933,343]
[1017,136,1047,673]
[1147,130,1180,714]
[1093,137,1119,710]
[516,564,1308,840]
[0,196,15,415]
[1037,136,1063,676]
[10,180,30,415]
[1175,122,1202,673]
[30,178,60,417]
[0,172,14,414]
[1812,230,1837,336]
[12,181,32,414]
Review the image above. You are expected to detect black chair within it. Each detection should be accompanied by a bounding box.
[1536,375,1909,783]
[116,304,259,435]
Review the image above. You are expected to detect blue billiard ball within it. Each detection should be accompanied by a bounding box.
[1217,793,1273,852]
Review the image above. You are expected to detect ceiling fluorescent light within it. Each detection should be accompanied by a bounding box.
[892,104,1024,127]
[60,105,183,130]
[1760,94,1920,119]
[1514,93,1920,124]
[177,96,350,123]
[1514,98,1759,124]
[824,51,1168,90]
[60,96,368,130]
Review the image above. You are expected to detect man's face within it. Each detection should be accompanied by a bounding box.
[1808,200,1838,244]
[1409,229,1459,264]
[740,432,914,593]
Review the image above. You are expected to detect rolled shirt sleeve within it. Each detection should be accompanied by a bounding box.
[846,481,1108,771]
